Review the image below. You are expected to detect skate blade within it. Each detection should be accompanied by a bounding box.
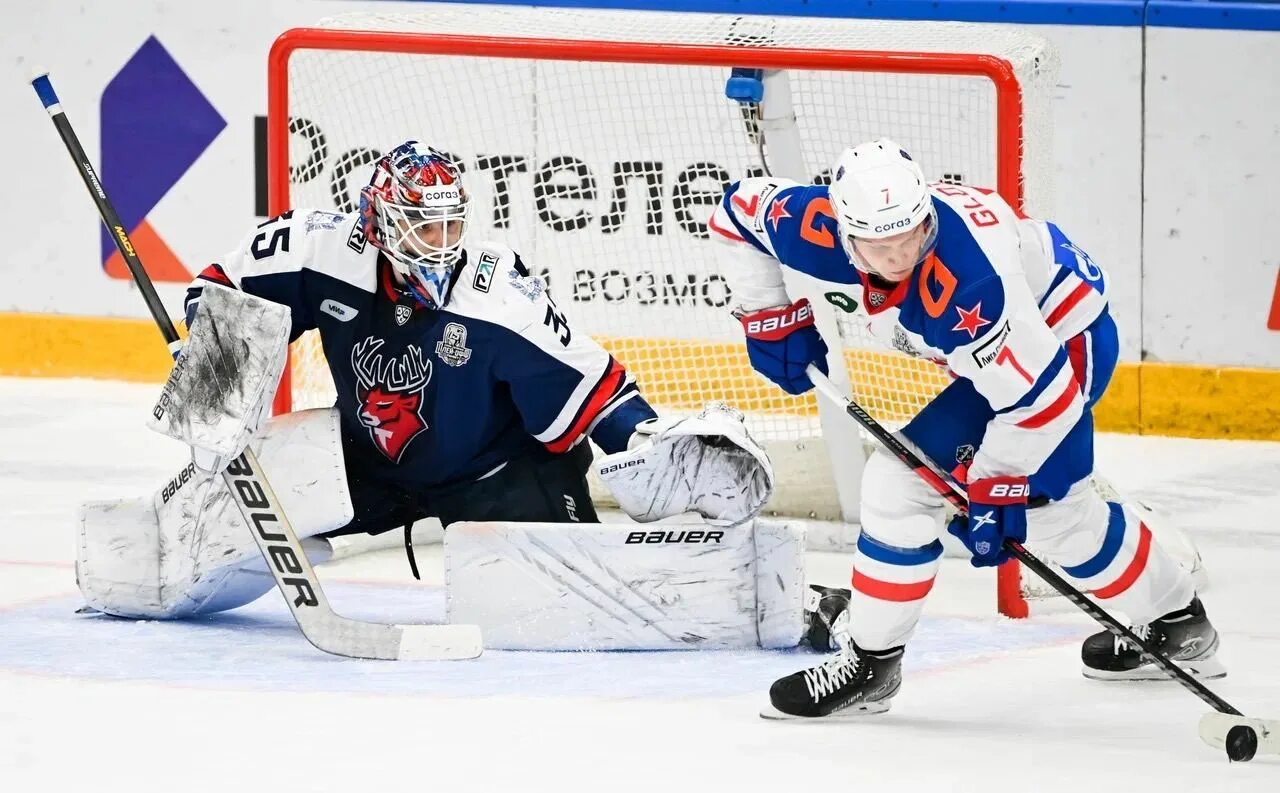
[759,700,892,721]
[1082,655,1226,681]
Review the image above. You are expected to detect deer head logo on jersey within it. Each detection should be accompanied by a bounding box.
[350,336,433,462]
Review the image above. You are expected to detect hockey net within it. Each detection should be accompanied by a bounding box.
[268,5,1059,617]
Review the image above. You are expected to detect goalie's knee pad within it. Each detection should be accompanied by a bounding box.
[77,408,353,619]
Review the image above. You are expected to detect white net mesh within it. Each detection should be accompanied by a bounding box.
[274,4,1058,522]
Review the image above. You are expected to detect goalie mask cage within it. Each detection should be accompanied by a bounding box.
[267,5,1059,618]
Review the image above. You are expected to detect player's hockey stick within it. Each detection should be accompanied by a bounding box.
[31,71,481,661]
[804,365,1274,762]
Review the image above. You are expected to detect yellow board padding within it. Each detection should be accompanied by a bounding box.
[0,312,184,383]
[1,312,1276,440]
[1122,361,1280,440]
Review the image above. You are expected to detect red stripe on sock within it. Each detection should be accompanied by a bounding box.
[851,571,936,602]
[1092,523,1153,600]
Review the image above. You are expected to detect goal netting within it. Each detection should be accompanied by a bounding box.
[268,4,1060,616]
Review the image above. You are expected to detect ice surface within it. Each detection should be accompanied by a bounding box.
[1,377,1277,791]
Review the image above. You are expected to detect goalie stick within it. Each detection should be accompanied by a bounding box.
[805,365,1275,763]
[31,71,481,661]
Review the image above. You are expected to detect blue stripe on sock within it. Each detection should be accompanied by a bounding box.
[1061,501,1126,579]
[856,533,944,566]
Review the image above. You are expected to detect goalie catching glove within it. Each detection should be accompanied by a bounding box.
[594,403,774,526]
[147,283,291,473]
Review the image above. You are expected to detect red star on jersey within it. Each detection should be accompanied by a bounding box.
[767,195,792,231]
[952,301,992,339]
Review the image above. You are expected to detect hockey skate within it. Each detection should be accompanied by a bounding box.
[803,584,852,651]
[762,642,904,720]
[1081,597,1226,681]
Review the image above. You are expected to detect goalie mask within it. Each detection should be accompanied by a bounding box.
[828,139,938,283]
[360,141,471,309]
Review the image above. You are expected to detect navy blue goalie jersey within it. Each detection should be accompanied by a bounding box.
[185,209,647,491]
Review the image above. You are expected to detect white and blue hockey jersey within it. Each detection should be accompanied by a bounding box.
[711,178,1112,481]
[185,209,652,490]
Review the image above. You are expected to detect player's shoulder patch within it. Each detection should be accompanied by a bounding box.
[290,211,378,293]
[292,208,366,256]
[303,210,347,233]
[448,241,547,330]
[459,241,518,294]
[505,267,547,305]
[471,250,501,293]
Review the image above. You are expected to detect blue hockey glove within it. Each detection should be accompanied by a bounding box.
[946,476,1030,568]
[739,299,829,395]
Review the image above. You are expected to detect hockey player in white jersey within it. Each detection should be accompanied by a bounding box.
[78,141,813,650]
[709,139,1223,718]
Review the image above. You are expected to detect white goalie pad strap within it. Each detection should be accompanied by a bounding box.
[444,518,804,650]
[753,519,807,649]
[594,403,775,526]
[78,408,352,619]
[148,283,291,472]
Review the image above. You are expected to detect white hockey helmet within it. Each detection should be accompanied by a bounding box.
[828,139,937,275]
[359,141,471,309]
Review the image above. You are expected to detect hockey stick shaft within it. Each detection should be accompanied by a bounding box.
[31,72,479,660]
[804,366,1242,716]
[29,75,183,356]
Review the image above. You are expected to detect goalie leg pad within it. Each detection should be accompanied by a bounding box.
[444,519,806,650]
[78,408,353,619]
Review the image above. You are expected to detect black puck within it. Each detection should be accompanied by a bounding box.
[1226,725,1258,763]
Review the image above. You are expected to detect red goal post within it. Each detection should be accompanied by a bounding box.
[264,7,1058,618]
